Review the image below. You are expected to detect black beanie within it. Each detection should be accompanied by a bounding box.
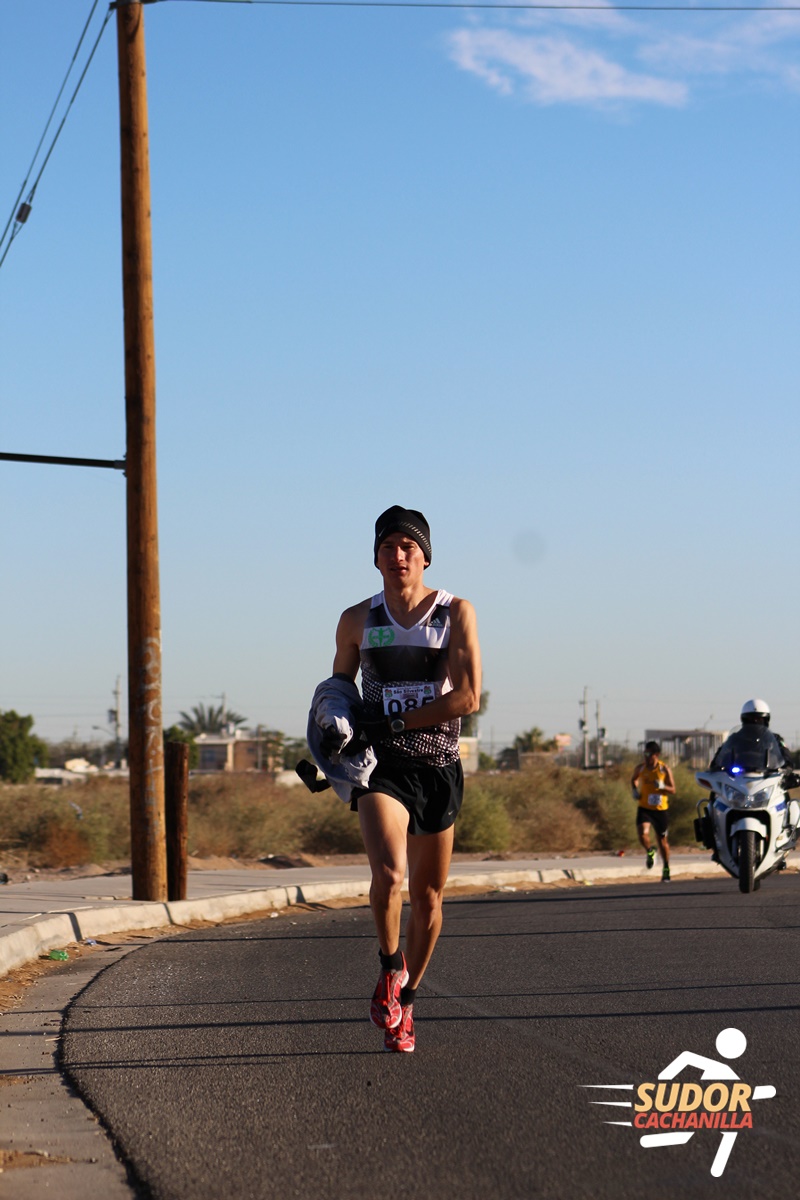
[373,506,431,567]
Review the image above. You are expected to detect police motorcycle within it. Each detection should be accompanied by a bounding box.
[695,724,800,893]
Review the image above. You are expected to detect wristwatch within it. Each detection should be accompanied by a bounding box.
[389,716,405,735]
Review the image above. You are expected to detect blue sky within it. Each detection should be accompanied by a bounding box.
[2,0,799,752]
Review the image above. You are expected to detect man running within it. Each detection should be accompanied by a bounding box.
[631,740,675,882]
[332,505,481,1052]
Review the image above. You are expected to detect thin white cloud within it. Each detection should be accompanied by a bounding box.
[446,7,800,108]
[641,13,800,88]
[448,28,687,106]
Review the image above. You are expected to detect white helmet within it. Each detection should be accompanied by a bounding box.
[741,698,770,726]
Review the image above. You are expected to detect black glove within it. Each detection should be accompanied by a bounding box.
[320,726,347,757]
[345,715,390,754]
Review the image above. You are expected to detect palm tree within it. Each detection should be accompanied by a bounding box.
[178,703,247,735]
[514,727,557,753]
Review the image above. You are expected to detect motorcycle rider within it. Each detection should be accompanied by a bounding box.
[631,740,675,882]
[710,699,794,769]
[699,699,800,887]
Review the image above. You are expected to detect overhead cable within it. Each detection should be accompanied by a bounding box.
[0,2,113,274]
[163,0,800,12]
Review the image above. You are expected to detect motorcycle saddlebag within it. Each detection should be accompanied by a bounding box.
[694,815,715,850]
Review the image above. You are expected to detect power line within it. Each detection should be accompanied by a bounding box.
[162,0,800,10]
[3,0,794,273]
[0,2,113,274]
[0,0,102,254]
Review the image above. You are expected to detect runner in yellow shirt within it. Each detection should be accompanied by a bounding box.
[631,740,676,882]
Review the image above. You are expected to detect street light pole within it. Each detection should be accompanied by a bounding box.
[113,674,123,767]
[117,0,166,900]
[580,686,589,770]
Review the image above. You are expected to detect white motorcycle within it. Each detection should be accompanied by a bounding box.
[695,725,800,893]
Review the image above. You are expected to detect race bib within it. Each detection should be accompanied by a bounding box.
[383,682,438,717]
[647,792,662,808]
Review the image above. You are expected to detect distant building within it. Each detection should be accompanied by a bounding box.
[643,729,728,769]
[458,736,479,775]
[34,762,129,785]
[194,730,280,774]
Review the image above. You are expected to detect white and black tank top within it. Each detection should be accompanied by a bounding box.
[360,590,460,767]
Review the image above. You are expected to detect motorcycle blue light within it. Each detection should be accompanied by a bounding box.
[731,766,743,774]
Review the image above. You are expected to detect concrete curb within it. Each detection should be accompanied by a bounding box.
[446,861,726,889]
[0,861,727,979]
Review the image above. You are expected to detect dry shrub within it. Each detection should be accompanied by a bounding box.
[0,757,706,871]
[461,762,649,853]
[31,819,92,868]
[187,774,305,858]
[558,767,639,850]
[464,768,596,854]
[68,777,130,861]
[0,778,130,867]
[299,795,364,855]
[186,774,367,858]
[470,759,706,854]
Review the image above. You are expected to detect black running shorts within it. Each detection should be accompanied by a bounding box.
[636,806,669,837]
[351,756,464,835]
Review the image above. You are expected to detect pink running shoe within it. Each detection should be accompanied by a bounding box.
[384,1004,415,1053]
[369,955,408,1029]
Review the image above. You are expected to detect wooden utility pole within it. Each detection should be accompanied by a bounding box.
[117,0,167,900]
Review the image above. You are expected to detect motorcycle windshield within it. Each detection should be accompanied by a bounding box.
[711,726,785,777]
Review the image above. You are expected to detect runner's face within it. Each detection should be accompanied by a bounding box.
[645,752,658,768]
[377,534,427,585]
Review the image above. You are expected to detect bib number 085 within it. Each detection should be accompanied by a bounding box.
[383,683,437,716]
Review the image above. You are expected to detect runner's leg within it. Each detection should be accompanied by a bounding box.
[656,828,670,867]
[358,792,410,955]
[404,825,455,989]
[637,819,652,853]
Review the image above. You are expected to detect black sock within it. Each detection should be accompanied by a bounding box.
[379,948,404,971]
[400,985,417,1007]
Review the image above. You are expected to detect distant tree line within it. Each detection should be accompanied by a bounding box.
[4,691,579,784]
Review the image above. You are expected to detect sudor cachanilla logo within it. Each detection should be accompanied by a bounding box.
[582,1027,776,1178]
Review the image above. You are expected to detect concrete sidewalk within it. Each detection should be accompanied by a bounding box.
[0,852,737,977]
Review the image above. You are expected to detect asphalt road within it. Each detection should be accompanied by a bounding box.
[61,877,800,1200]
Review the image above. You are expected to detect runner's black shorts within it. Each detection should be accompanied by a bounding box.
[636,806,669,836]
[350,756,464,835]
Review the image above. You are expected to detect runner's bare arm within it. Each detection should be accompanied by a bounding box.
[332,601,369,681]
[662,765,676,794]
[400,597,481,732]
[631,764,643,787]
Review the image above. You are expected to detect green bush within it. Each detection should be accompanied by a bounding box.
[668,762,706,845]
[454,786,511,853]
[467,767,597,853]
[564,769,639,850]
